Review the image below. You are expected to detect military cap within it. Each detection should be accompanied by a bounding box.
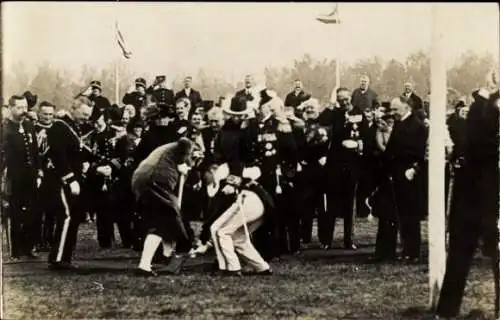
[90,80,102,91]
[135,78,147,89]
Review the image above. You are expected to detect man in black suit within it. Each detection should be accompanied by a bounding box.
[234,74,256,102]
[351,75,379,112]
[175,76,203,118]
[402,81,424,114]
[383,96,428,263]
[284,80,311,117]
[436,83,499,319]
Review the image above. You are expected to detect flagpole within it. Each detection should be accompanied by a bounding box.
[114,2,120,104]
[428,2,447,310]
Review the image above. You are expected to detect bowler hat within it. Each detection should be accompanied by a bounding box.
[90,80,102,91]
[135,78,147,89]
[224,96,250,116]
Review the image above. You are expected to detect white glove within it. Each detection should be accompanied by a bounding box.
[193,181,202,191]
[69,181,81,196]
[297,163,302,172]
[242,166,261,180]
[177,163,190,175]
[36,177,42,189]
[405,168,416,181]
[221,185,236,195]
[82,162,90,174]
[342,140,359,149]
[96,165,112,177]
[318,157,327,166]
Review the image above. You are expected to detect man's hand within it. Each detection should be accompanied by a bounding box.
[96,165,112,177]
[318,157,327,166]
[405,168,416,181]
[82,162,90,174]
[177,163,190,175]
[69,181,81,196]
[221,185,236,195]
[36,177,42,189]
[193,181,202,191]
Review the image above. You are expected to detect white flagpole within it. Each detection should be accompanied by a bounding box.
[428,3,447,310]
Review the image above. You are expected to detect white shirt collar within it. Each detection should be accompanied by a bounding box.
[184,88,191,94]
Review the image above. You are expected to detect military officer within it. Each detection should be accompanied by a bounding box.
[35,101,58,250]
[247,89,299,259]
[324,87,364,250]
[147,75,175,118]
[296,98,330,249]
[1,94,43,260]
[87,115,123,249]
[122,78,148,120]
[86,80,112,122]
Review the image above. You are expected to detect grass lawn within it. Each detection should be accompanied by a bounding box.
[2,218,496,319]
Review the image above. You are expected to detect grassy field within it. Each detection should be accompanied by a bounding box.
[2,218,496,319]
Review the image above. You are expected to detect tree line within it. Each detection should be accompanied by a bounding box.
[3,50,496,110]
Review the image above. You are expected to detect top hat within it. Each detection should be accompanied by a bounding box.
[22,91,38,109]
[90,80,102,91]
[224,96,250,115]
[155,75,166,83]
[135,78,147,89]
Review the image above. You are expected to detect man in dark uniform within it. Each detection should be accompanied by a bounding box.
[174,76,203,119]
[284,79,312,118]
[122,78,148,120]
[296,98,330,249]
[436,81,499,319]
[45,96,94,270]
[383,96,428,263]
[147,75,175,118]
[247,90,299,259]
[87,115,123,249]
[87,80,112,122]
[35,101,58,251]
[323,87,364,250]
[1,95,43,260]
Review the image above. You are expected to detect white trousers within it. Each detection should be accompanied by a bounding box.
[210,190,270,272]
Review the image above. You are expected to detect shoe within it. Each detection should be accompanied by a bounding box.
[135,268,158,277]
[244,268,273,276]
[9,256,20,262]
[48,262,79,271]
[25,250,40,259]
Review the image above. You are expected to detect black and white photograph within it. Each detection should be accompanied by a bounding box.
[1,2,500,319]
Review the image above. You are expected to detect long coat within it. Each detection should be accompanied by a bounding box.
[131,138,194,241]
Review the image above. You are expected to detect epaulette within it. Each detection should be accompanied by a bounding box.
[276,116,292,133]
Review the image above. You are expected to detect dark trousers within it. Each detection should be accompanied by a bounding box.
[38,174,63,248]
[324,166,356,247]
[41,212,56,247]
[48,185,85,264]
[399,215,421,258]
[275,184,301,254]
[94,191,115,249]
[374,218,398,259]
[253,173,279,260]
[297,166,324,244]
[199,193,235,244]
[356,162,376,218]
[8,179,39,257]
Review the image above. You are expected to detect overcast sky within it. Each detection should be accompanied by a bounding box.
[3,2,499,84]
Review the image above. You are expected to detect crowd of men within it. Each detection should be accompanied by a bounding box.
[1,66,499,320]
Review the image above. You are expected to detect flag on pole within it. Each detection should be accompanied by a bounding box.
[115,22,132,59]
[316,3,341,24]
